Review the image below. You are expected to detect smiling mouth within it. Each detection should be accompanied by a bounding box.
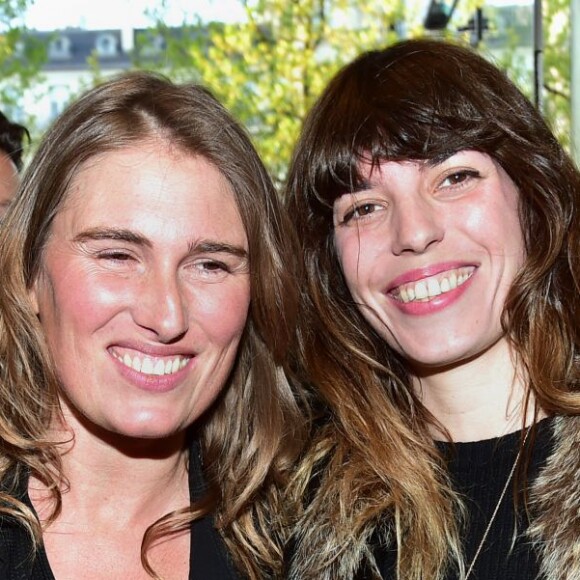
[391,266,475,303]
[110,348,191,376]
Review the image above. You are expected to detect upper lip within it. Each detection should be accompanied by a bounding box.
[387,262,478,292]
[107,340,196,358]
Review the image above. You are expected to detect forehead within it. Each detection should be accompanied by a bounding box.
[52,142,247,248]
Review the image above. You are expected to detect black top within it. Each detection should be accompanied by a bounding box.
[0,442,240,580]
[375,418,554,579]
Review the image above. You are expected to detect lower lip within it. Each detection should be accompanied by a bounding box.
[388,272,475,316]
[110,354,194,393]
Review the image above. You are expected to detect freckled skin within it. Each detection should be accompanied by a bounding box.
[29,142,251,441]
[333,150,526,371]
[0,151,18,218]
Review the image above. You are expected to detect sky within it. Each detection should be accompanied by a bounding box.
[23,0,245,30]
[21,0,534,32]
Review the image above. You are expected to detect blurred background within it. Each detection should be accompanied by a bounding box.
[0,0,576,180]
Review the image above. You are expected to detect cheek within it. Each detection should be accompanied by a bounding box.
[37,270,128,344]
[464,180,524,249]
[335,232,384,298]
[191,283,251,345]
[334,233,360,288]
[465,202,525,259]
[502,204,526,258]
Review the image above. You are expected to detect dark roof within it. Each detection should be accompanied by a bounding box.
[28,28,130,71]
[21,26,211,72]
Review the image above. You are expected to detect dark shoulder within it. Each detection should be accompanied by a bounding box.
[188,439,241,580]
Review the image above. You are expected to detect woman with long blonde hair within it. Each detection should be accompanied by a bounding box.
[0,71,304,579]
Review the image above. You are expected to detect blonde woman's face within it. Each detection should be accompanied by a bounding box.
[0,151,18,218]
[30,143,251,441]
[332,150,526,372]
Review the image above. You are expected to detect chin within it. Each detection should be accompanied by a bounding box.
[92,414,190,445]
[404,344,493,374]
[116,420,186,440]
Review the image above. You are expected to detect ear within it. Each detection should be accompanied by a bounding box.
[28,277,40,315]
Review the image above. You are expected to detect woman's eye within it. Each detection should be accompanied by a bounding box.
[440,169,480,188]
[343,203,380,224]
[195,260,230,276]
[97,251,133,262]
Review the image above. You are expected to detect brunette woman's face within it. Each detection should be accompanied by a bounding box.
[30,142,251,441]
[333,150,525,372]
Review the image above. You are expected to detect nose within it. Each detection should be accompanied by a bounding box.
[132,269,189,343]
[391,197,444,255]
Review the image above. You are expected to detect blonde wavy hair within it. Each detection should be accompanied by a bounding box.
[285,39,580,579]
[0,71,306,579]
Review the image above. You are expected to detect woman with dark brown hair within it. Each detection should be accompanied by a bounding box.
[286,39,580,579]
[0,71,304,579]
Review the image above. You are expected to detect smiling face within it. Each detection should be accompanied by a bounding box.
[333,150,526,373]
[0,150,18,218]
[30,142,250,441]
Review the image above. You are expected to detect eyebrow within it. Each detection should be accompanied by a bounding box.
[188,240,248,259]
[74,227,248,258]
[349,180,373,194]
[425,153,456,167]
[74,227,151,247]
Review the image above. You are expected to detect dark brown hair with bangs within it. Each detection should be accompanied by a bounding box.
[286,39,580,579]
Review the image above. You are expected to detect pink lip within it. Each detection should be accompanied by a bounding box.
[386,262,477,316]
[108,340,195,358]
[108,349,195,394]
[387,261,474,292]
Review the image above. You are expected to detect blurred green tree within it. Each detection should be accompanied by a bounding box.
[1,0,574,174]
[476,0,571,148]
[140,0,573,180]
[0,0,46,114]
[543,0,570,147]
[137,0,411,182]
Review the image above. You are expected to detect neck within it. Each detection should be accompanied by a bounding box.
[412,337,539,442]
[30,408,190,530]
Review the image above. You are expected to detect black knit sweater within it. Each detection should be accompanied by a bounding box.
[375,418,554,579]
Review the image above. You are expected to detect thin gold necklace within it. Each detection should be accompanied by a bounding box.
[464,428,529,580]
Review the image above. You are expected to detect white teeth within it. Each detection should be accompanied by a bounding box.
[414,281,428,300]
[427,278,441,297]
[153,359,165,376]
[393,267,474,303]
[113,351,190,376]
[141,357,154,374]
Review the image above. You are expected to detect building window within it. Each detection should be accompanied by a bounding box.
[96,33,118,57]
[48,35,71,59]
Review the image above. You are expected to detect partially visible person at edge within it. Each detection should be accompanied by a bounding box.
[0,71,305,579]
[284,38,580,580]
[0,110,28,218]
